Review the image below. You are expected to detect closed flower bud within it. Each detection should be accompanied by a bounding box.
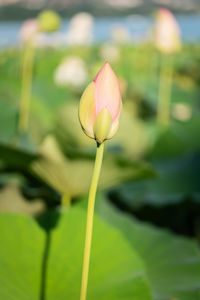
[155,8,181,54]
[38,10,61,32]
[20,19,39,44]
[79,62,122,144]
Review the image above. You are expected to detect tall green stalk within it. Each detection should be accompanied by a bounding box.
[157,54,174,127]
[80,142,104,300]
[18,42,35,135]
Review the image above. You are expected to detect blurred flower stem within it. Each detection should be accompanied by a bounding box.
[157,54,174,127]
[61,193,71,206]
[80,142,104,300]
[18,42,35,135]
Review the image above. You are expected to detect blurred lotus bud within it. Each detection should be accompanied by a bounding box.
[155,8,181,54]
[20,19,39,44]
[100,44,120,63]
[79,62,122,144]
[66,12,94,45]
[172,103,192,121]
[54,56,88,88]
[38,10,61,32]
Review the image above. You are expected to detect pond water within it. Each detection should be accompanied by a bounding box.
[0,14,200,47]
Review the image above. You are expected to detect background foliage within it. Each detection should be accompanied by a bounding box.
[0,43,200,299]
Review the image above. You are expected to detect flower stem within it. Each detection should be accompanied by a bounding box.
[157,54,174,127]
[80,142,104,300]
[61,193,71,206]
[18,42,35,135]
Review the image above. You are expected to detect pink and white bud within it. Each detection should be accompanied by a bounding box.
[20,19,39,44]
[79,62,122,144]
[155,9,181,54]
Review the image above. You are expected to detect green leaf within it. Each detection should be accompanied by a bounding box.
[94,197,200,300]
[113,153,200,208]
[0,184,45,215]
[0,207,153,300]
[0,98,18,143]
[0,142,37,170]
[149,118,200,159]
[32,136,153,197]
[0,213,44,300]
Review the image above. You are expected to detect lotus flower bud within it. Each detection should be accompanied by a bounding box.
[20,19,39,44]
[79,62,122,144]
[155,8,181,54]
[38,10,61,32]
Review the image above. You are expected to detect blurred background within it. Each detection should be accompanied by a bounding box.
[0,0,200,230]
[0,0,200,299]
[1,0,200,47]
[0,0,200,235]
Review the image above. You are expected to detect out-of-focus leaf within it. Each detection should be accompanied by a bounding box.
[112,153,200,208]
[0,207,153,300]
[149,118,200,159]
[32,136,154,197]
[0,212,44,300]
[31,136,94,197]
[0,98,18,143]
[92,196,200,300]
[0,184,45,215]
[0,142,37,170]
[109,105,150,158]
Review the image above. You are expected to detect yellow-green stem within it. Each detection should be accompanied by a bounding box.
[80,142,104,300]
[18,42,35,134]
[61,193,71,206]
[157,54,174,127]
